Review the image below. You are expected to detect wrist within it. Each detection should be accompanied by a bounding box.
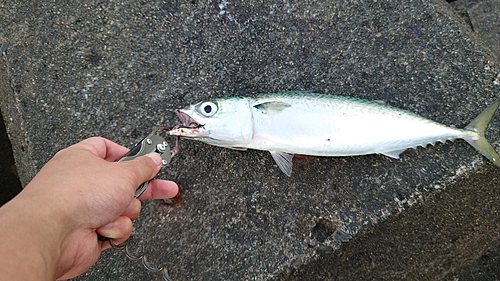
[0,190,72,280]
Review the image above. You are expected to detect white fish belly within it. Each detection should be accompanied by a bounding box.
[248,97,470,156]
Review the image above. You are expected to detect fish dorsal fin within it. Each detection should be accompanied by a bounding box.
[229,146,248,151]
[253,101,291,115]
[380,149,406,159]
[374,100,387,105]
[286,90,314,94]
[269,151,294,177]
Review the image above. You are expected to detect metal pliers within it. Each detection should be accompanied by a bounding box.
[99,131,176,243]
[117,132,173,198]
[97,131,178,281]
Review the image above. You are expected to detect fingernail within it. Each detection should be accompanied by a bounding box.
[146,152,162,166]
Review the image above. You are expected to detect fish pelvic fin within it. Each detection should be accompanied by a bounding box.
[464,100,500,167]
[270,151,294,177]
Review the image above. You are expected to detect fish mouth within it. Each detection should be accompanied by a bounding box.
[175,109,204,128]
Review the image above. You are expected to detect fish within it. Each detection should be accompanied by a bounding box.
[168,92,500,176]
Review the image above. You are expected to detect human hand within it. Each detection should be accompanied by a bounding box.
[0,137,178,280]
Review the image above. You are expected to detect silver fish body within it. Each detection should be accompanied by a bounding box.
[169,93,500,176]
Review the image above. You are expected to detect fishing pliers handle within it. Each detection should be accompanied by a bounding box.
[97,132,173,242]
[117,133,172,198]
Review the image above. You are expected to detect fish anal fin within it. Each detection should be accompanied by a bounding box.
[253,101,291,115]
[380,149,406,159]
[270,151,294,177]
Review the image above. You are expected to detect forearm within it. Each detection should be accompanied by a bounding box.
[0,137,178,280]
[0,193,68,281]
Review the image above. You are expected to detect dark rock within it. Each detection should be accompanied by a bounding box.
[468,0,500,58]
[1,0,500,280]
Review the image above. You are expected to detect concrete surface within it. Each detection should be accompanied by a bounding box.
[1,0,500,280]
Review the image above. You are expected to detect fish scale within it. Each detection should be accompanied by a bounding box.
[248,94,468,156]
[169,92,500,176]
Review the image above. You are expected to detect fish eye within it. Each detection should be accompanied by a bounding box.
[198,101,218,117]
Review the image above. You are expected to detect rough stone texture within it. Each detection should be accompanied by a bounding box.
[468,0,500,57]
[1,0,500,280]
[274,165,500,280]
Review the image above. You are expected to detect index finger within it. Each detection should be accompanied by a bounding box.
[75,137,130,161]
[138,179,179,200]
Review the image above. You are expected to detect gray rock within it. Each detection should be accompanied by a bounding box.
[468,0,500,58]
[1,0,500,280]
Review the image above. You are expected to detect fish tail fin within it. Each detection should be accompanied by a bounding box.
[464,100,500,167]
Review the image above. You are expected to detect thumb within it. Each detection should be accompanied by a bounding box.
[119,153,163,189]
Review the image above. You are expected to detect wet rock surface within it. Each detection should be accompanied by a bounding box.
[1,0,500,280]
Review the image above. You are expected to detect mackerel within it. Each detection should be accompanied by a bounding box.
[169,93,500,176]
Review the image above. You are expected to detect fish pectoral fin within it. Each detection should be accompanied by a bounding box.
[253,101,292,115]
[380,149,406,159]
[269,151,294,177]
